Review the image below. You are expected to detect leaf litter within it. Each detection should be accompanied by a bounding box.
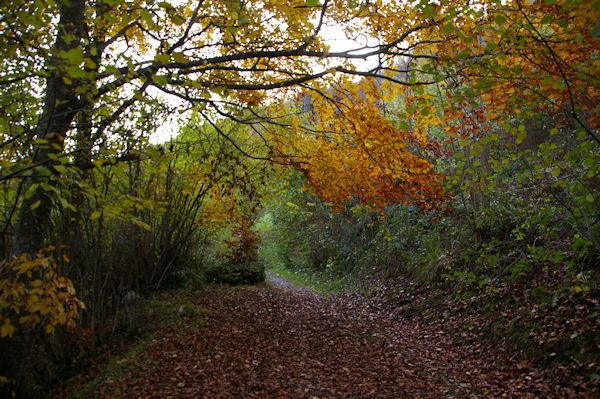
[58,282,598,398]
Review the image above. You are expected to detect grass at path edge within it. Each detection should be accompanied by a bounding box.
[267,264,349,296]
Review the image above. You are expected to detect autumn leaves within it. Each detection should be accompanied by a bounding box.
[270,0,600,214]
[279,79,446,212]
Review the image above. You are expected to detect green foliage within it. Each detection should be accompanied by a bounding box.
[267,263,348,295]
[203,261,265,286]
[0,0,598,394]
[178,303,210,316]
[261,105,599,298]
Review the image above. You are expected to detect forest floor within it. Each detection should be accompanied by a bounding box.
[57,276,598,398]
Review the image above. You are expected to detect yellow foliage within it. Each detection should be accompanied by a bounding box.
[432,0,600,137]
[0,253,85,339]
[280,78,448,212]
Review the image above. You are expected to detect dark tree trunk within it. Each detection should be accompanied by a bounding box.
[11,0,87,257]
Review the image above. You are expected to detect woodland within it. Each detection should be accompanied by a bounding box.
[0,0,599,397]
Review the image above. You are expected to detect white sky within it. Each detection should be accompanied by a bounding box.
[150,22,380,144]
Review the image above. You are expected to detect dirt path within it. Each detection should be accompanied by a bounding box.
[66,282,585,398]
[266,271,313,293]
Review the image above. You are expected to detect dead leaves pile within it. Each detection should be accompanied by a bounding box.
[62,284,597,398]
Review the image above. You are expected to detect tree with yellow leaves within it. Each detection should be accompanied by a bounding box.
[279,77,447,212]
[2,0,492,257]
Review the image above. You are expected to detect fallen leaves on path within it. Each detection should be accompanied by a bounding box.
[63,284,597,398]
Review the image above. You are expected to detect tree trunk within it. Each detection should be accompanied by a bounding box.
[11,0,87,257]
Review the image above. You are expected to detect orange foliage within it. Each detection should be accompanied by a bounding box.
[188,138,267,260]
[285,0,600,212]
[434,0,600,140]
[225,219,259,264]
[283,79,448,212]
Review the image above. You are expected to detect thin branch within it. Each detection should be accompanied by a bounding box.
[167,0,205,54]
[516,0,600,146]
[198,110,292,165]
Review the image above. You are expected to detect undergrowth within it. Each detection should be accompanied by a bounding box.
[267,263,348,296]
[56,288,211,399]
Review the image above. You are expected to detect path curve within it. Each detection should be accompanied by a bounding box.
[266,271,312,293]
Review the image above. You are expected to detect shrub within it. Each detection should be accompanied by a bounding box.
[203,262,265,286]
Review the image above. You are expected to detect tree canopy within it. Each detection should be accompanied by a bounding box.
[1,0,600,395]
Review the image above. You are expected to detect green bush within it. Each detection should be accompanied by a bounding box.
[203,262,265,286]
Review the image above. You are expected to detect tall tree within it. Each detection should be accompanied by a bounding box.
[1,0,462,256]
[4,0,597,255]
[11,0,87,255]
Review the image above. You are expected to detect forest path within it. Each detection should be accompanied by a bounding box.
[266,271,314,293]
[73,282,571,398]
